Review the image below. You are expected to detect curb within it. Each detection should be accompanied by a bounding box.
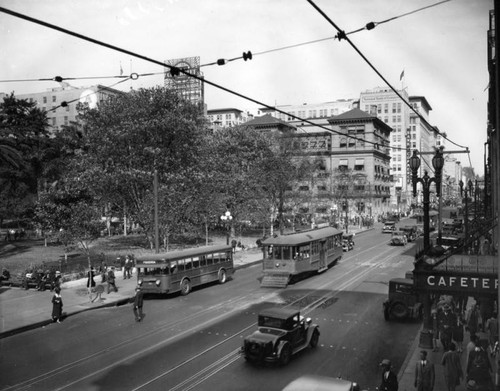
[0,296,131,340]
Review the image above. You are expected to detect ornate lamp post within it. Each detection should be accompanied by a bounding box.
[409,147,445,253]
[409,147,444,349]
[220,211,232,245]
[459,179,473,249]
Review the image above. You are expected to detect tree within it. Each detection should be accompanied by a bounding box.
[0,93,51,224]
[73,87,209,249]
[34,183,103,299]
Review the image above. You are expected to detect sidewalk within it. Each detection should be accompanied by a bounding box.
[0,246,265,339]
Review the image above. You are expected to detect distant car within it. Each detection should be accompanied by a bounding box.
[390,230,408,246]
[382,221,396,233]
[342,233,354,252]
[282,375,362,391]
[401,226,418,242]
[242,307,320,366]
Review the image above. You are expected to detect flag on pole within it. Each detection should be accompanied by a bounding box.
[120,62,123,76]
[400,69,405,81]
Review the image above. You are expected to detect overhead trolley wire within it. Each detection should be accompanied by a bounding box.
[305,0,468,152]
[0,5,404,153]
[0,1,451,83]
[0,5,461,158]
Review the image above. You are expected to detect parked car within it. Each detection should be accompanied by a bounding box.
[242,307,319,365]
[282,375,362,391]
[383,278,422,321]
[390,230,408,246]
[382,221,396,233]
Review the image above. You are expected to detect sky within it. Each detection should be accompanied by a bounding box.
[0,0,493,176]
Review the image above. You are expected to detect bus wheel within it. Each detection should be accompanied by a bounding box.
[218,269,227,284]
[180,278,191,296]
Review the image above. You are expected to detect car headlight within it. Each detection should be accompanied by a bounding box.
[137,279,143,285]
[155,279,161,286]
[275,263,280,268]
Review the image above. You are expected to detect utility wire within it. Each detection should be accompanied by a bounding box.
[0,6,396,151]
[0,5,459,158]
[200,0,450,67]
[1,0,451,83]
[305,0,467,152]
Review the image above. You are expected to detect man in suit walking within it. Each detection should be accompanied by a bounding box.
[379,358,398,391]
[133,286,144,322]
[415,350,435,391]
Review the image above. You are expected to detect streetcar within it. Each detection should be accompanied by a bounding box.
[260,227,343,288]
[135,244,234,295]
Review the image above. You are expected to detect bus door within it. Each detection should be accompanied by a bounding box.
[318,239,327,272]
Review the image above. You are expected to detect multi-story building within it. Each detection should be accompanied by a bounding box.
[258,99,356,126]
[206,108,253,130]
[359,87,440,212]
[245,108,392,224]
[2,84,123,131]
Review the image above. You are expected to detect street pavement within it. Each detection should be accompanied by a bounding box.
[1,224,487,390]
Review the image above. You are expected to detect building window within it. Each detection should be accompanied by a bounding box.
[52,96,56,103]
[52,117,56,126]
[317,185,327,191]
[354,159,364,171]
[299,185,309,191]
[384,103,388,113]
[43,97,47,104]
[216,114,222,120]
[339,159,348,170]
[64,116,68,125]
[339,138,347,148]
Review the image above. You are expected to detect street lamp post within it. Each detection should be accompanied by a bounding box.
[409,148,445,253]
[459,179,473,250]
[220,211,232,245]
[409,147,444,349]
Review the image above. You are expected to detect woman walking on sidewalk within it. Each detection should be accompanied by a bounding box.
[51,287,63,323]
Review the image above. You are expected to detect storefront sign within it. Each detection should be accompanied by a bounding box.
[425,275,498,291]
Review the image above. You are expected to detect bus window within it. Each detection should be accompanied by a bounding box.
[192,257,199,268]
[170,260,178,274]
[283,246,291,260]
[185,259,192,270]
[160,267,169,275]
[177,259,185,272]
[199,256,206,267]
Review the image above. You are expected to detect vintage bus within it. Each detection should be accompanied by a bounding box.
[135,244,234,295]
[260,227,344,288]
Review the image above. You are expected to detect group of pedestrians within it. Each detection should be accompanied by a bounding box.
[86,265,120,294]
[50,262,144,325]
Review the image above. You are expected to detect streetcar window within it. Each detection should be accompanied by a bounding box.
[298,245,310,258]
[283,246,291,260]
[160,267,169,275]
[273,246,282,260]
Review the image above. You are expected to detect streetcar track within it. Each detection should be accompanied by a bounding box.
[136,254,395,391]
[5,239,405,391]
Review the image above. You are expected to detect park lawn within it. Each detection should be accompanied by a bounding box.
[0,232,261,278]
